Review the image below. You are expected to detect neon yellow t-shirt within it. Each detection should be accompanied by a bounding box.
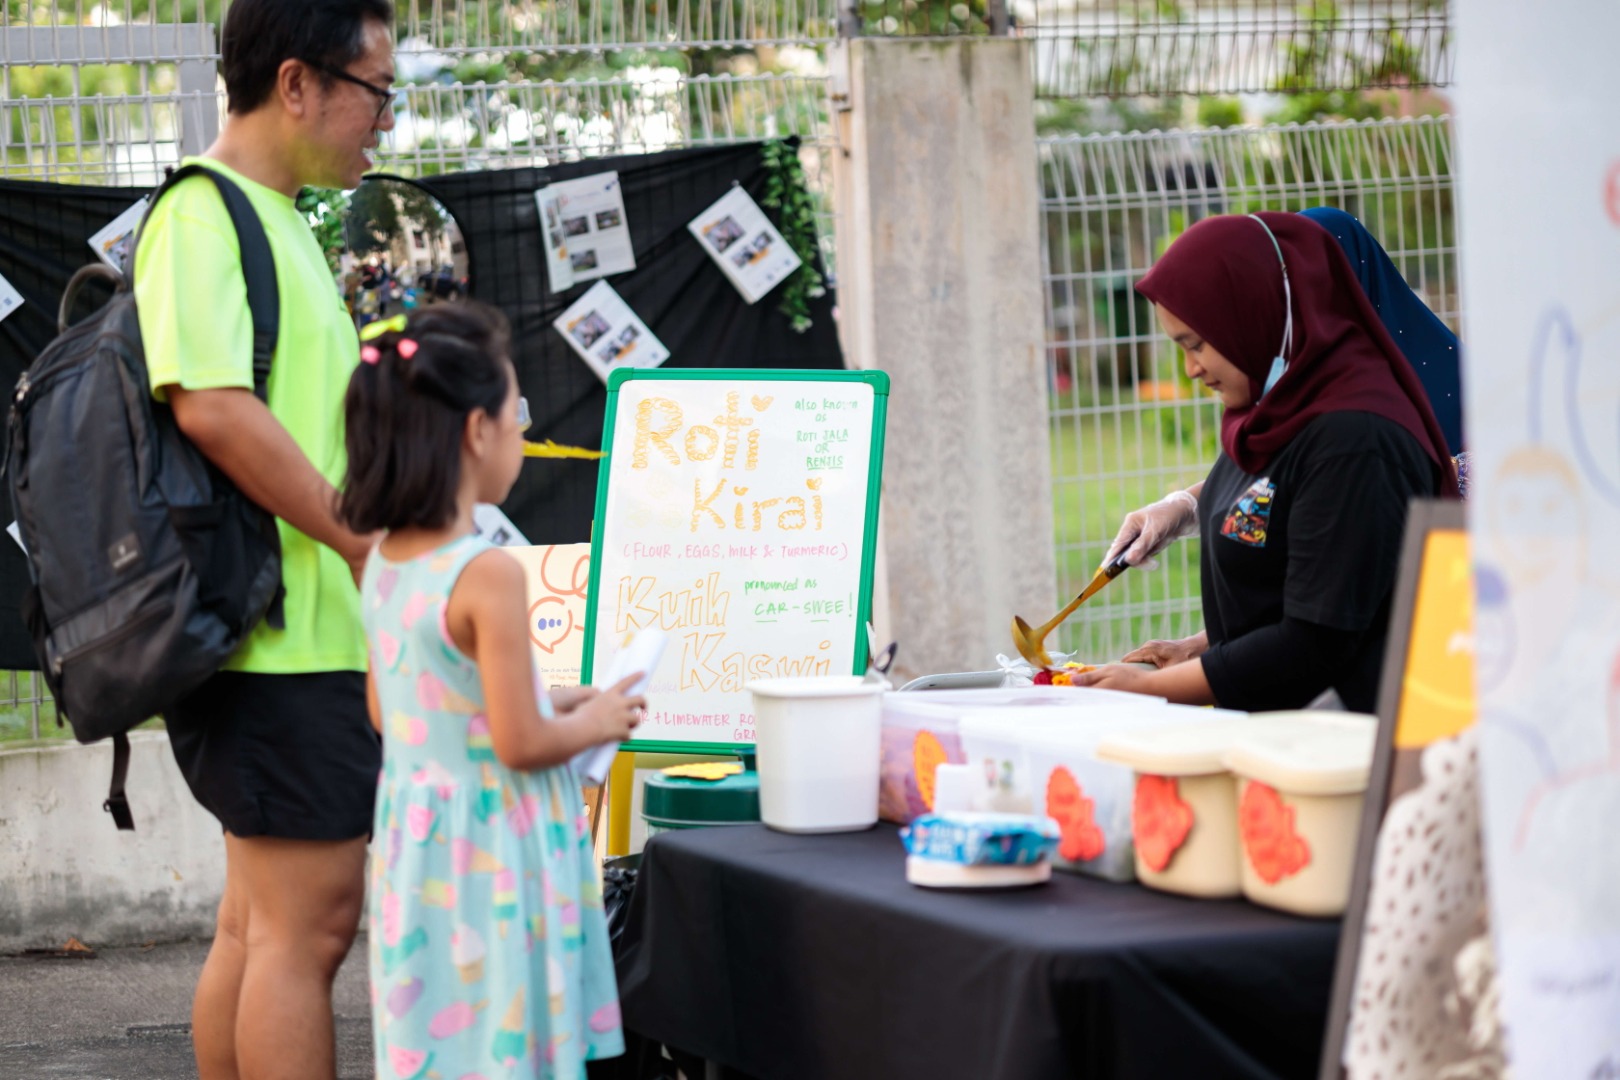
[134,157,364,674]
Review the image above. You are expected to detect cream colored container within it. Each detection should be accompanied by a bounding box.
[1096,716,1311,899]
[1221,712,1376,917]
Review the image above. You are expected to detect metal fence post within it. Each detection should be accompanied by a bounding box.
[987,0,1010,37]
[837,0,862,39]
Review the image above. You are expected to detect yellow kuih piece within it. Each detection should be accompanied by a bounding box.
[662,762,745,782]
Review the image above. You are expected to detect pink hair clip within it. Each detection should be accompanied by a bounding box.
[360,345,381,365]
[396,338,419,359]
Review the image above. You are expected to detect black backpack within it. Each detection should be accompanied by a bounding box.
[5,164,286,829]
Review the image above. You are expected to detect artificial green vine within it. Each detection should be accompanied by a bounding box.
[759,139,826,334]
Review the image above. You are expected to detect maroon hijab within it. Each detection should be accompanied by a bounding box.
[1135,212,1453,483]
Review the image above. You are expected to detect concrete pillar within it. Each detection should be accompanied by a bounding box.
[832,37,1056,680]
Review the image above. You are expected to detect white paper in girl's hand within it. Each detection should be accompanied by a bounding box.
[571,628,668,784]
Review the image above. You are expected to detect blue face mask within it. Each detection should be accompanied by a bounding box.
[1248,214,1293,398]
[1263,354,1288,396]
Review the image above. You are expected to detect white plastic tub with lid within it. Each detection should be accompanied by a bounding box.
[748,676,887,833]
[1095,715,1309,899]
[1221,712,1376,917]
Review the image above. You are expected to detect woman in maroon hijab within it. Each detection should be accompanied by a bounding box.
[1075,212,1454,712]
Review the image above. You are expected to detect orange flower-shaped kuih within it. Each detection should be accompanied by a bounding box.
[1046,766,1106,863]
[1238,780,1311,884]
[912,730,950,812]
[1133,774,1195,873]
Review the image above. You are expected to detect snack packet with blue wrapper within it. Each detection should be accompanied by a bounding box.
[901,812,1060,867]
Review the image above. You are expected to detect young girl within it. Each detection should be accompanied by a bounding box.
[338,303,643,1079]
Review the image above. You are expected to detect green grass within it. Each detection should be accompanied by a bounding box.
[0,699,163,746]
[1048,400,1218,661]
[0,700,67,744]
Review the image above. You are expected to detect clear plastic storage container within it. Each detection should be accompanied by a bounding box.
[878,686,1146,825]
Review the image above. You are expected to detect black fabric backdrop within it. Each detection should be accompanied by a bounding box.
[0,141,840,670]
[615,825,1341,1080]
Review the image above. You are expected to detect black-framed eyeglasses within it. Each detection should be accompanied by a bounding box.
[308,61,399,125]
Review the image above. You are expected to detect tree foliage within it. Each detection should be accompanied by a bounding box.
[343,179,451,259]
[296,187,350,274]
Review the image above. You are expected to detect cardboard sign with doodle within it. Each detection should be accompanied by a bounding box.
[505,544,591,688]
[1322,503,1495,1080]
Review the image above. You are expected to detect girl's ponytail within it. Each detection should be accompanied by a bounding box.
[337,302,512,533]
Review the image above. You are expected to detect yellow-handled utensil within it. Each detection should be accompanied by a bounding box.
[1011,554,1132,669]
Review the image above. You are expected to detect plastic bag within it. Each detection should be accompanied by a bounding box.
[601,853,640,955]
[994,649,1081,687]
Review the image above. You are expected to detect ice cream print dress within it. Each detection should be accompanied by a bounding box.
[363,535,623,1079]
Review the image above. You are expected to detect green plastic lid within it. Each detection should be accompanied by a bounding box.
[642,771,760,828]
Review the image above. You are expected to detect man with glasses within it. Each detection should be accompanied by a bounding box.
[132,1,397,1077]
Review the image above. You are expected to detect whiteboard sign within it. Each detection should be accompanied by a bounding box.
[583,369,890,752]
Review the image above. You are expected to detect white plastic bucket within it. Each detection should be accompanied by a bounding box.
[748,676,887,833]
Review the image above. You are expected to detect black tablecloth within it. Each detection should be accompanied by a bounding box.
[615,825,1340,1080]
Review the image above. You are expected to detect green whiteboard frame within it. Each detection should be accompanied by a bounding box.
[581,367,891,755]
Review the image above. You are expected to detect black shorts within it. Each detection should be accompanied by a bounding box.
[165,670,381,840]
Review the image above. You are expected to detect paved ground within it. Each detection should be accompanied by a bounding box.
[0,937,373,1079]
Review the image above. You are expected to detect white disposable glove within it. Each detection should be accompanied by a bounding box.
[1104,489,1199,570]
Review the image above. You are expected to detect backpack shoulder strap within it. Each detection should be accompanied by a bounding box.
[135,164,279,402]
[104,732,134,831]
[136,165,289,631]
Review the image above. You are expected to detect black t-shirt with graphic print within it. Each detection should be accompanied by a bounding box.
[1197,410,1440,713]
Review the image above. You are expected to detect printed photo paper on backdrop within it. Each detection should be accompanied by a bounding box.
[471,503,530,548]
[552,280,669,384]
[0,272,22,326]
[535,189,574,294]
[533,171,635,294]
[87,197,150,275]
[687,185,802,304]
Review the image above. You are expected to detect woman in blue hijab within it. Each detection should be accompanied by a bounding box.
[1299,207,1465,455]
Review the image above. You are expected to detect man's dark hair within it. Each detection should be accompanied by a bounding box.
[221,0,395,115]
[338,302,514,534]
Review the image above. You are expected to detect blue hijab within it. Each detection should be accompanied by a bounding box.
[1299,207,1464,453]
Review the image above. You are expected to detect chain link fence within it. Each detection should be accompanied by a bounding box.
[1018,0,1448,96]
[1042,115,1456,657]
